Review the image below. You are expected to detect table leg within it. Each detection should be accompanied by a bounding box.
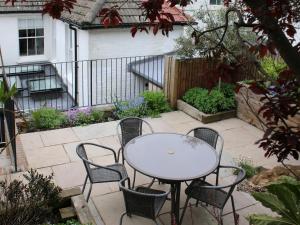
[170,182,181,225]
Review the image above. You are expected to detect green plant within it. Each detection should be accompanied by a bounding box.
[32,108,66,129]
[234,157,258,179]
[141,91,171,117]
[182,88,209,106]
[114,91,171,119]
[260,56,287,80]
[183,85,236,114]
[248,176,300,225]
[0,169,62,225]
[90,109,105,122]
[0,81,17,104]
[50,219,85,225]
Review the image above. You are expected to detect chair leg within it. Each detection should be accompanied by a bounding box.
[179,197,190,225]
[132,170,137,188]
[119,212,127,225]
[231,195,238,225]
[147,178,155,188]
[82,175,88,193]
[216,170,219,186]
[86,183,93,202]
[219,209,224,225]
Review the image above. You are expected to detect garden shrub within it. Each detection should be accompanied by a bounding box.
[67,107,105,126]
[114,91,171,119]
[142,91,171,117]
[32,108,66,129]
[50,219,87,225]
[0,169,62,225]
[182,83,236,114]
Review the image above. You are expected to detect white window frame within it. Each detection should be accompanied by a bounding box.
[18,18,45,57]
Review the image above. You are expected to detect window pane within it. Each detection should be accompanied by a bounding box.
[36,38,44,55]
[36,28,44,36]
[28,29,36,37]
[19,39,27,56]
[28,39,36,55]
[19,29,27,37]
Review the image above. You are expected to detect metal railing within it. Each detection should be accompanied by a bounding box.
[0,55,165,113]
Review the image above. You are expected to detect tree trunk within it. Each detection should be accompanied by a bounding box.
[243,0,300,79]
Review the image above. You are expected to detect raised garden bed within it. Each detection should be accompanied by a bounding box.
[177,99,236,123]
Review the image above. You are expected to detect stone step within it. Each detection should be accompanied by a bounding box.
[59,207,76,219]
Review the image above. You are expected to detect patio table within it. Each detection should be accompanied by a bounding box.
[124,132,219,225]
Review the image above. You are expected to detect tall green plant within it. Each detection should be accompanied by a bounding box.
[248,176,300,225]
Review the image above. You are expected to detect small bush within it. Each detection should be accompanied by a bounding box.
[142,91,171,117]
[114,91,171,119]
[234,157,258,179]
[182,83,236,114]
[0,169,62,225]
[32,108,66,129]
[67,107,105,126]
[50,219,84,225]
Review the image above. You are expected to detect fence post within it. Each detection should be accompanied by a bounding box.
[163,56,180,108]
[4,99,17,172]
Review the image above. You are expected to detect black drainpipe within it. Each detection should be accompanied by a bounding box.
[69,24,78,106]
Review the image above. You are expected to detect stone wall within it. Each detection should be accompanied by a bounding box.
[235,83,300,130]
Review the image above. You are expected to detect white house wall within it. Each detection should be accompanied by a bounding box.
[88,26,183,59]
[0,14,55,66]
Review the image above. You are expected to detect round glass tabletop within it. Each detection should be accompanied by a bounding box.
[124,133,219,181]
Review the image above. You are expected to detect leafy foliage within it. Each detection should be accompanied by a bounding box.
[248,176,300,225]
[175,8,256,60]
[0,169,62,225]
[260,57,287,80]
[182,83,236,114]
[0,81,17,104]
[114,91,171,119]
[141,91,171,117]
[32,108,66,130]
[49,219,85,225]
[66,107,106,126]
[234,157,258,179]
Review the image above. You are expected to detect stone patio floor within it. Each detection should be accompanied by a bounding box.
[1,111,297,225]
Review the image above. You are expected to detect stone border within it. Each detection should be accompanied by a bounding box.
[177,99,236,124]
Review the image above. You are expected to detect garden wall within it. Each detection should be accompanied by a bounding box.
[164,56,260,107]
[236,84,300,130]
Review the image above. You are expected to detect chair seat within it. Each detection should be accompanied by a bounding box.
[185,180,227,209]
[91,163,127,183]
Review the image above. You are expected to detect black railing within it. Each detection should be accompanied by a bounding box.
[0,55,165,112]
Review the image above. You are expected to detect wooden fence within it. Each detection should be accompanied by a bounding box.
[163,56,261,107]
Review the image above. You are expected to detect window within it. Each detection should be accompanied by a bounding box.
[210,0,222,5]
[18,19,44,56]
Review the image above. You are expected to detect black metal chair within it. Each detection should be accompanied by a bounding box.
[180,166,246,225]
[186,127,224,185]
[117,117,154,187]
[119,177,169,225]
[76,143,128,201]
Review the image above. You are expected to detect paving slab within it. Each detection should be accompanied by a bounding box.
[52,161,86,189]
[97,135,121,151]
[19,132,44,150]
[72,121,119,140]
[25,145,70,168]
[40,128,79,146]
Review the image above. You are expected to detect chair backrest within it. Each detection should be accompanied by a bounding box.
[76,144,93,178]
[219,166,246,208]
[119,180,167,220]
[117,117,153,147]
[187,127,224,162]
